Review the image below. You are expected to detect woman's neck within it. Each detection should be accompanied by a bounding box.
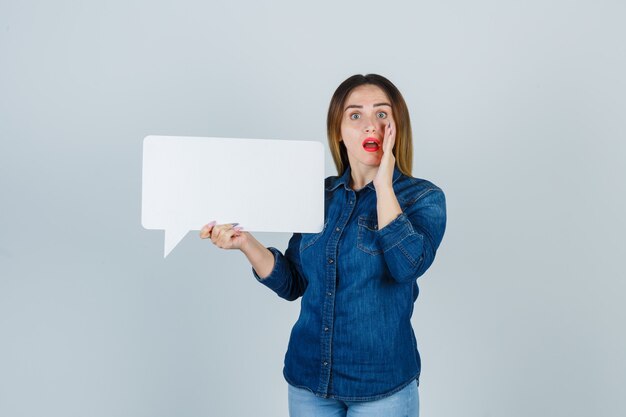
[349,164,378,190]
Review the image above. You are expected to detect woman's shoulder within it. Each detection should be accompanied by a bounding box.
[395,172,445,205]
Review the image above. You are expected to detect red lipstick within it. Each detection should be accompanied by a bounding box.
[362,137,381,152]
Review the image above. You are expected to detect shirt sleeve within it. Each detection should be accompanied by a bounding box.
[251,232,308,301]
[376,188,447,284]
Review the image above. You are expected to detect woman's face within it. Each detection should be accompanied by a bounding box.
[340,84,394,169]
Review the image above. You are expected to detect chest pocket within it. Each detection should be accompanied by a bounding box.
[300,220,328,252]
[357,216,383,255]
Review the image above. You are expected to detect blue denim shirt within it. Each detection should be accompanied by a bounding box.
[252,165,447,401]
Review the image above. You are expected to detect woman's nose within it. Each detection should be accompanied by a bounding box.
[364,116,383,133]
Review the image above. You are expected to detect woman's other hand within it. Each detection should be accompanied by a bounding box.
[199,221,249,251]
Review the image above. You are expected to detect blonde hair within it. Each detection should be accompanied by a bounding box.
[326,74,414,176]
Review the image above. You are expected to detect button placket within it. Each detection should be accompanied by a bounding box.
[318,188,357,395]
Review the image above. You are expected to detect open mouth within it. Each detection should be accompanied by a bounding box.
[362,137,381,152]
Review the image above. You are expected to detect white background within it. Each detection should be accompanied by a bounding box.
[1,1,624,416]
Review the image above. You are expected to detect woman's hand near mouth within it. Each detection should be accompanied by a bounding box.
[373,120,396,190]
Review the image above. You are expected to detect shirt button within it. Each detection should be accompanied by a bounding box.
[324,327,329,331]
[349,200,353,204]
[327,292,332,296]
[328,258,334,264]
[335,227,340,232]
[323,361,328,366]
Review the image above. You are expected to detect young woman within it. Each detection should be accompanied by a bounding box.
[200,74,447,417]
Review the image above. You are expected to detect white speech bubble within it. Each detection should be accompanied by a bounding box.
[141,135,325,257]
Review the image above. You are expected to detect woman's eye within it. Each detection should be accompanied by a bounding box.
[377,111,387,118]
[350,113,360,120]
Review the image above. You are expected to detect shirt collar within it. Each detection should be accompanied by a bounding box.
[326,164,403,192]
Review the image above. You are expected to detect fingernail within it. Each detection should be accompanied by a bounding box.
[234,226,243,231]
[231,222,239,227]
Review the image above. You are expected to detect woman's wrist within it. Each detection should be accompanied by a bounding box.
[240,235,275,279]
[239,233,258,255]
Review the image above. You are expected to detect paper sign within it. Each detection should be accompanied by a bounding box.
[141,135,325,257]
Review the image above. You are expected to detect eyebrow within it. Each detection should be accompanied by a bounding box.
[344,102,392,112]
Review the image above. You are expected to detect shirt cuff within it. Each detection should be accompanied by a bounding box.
[252,246,285,287]
[376,212,417,252]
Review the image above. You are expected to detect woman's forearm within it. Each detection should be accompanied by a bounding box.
[240,234,275,279]
[376,184,403,229]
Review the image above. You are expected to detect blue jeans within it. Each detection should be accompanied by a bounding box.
[287,380,419,417]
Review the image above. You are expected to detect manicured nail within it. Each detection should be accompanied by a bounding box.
[234,226,243,231]
[231,222,239,227]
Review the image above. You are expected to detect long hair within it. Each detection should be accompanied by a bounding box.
[326,74,413,176]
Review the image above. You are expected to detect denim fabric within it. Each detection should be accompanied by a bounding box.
[252,165,447,401]
[288,379,419,417]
